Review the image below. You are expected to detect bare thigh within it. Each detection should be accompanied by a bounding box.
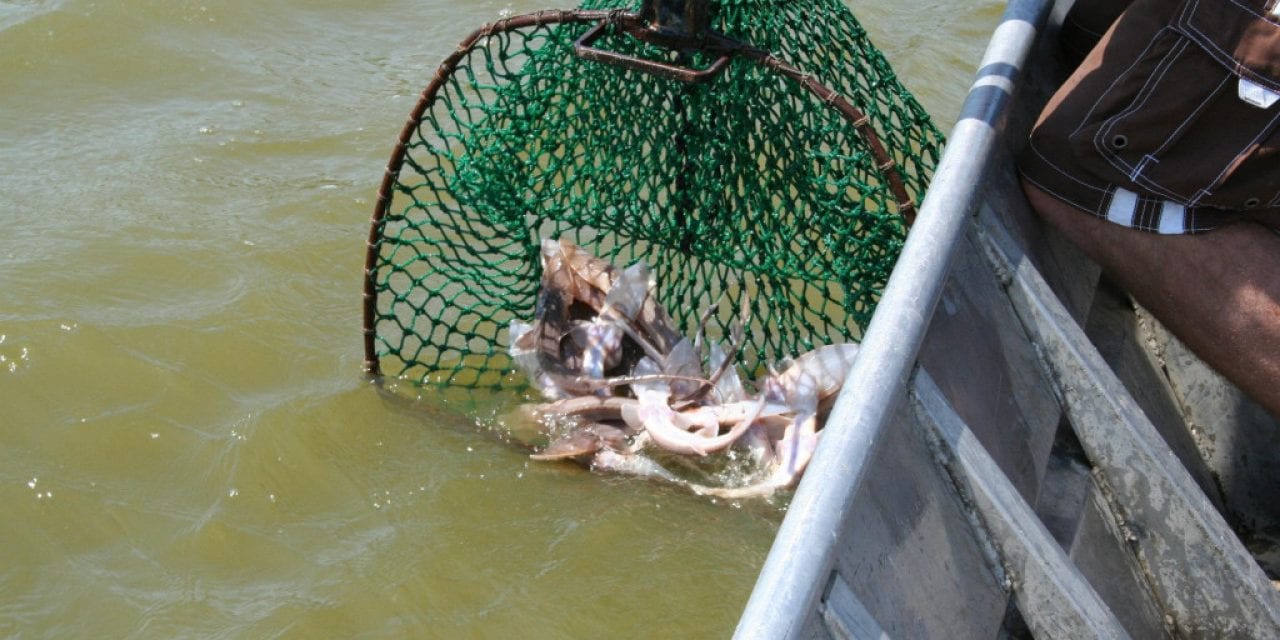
[1022,180,1280,419]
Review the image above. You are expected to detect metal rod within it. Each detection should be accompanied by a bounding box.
[572,18,732,84]
[732,0,1055,636]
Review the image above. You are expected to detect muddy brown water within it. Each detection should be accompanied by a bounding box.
[0,0,1000,636]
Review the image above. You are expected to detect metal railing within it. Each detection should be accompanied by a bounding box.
[732,0,1056,635]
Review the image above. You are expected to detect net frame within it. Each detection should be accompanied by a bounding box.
[362,7,936,387]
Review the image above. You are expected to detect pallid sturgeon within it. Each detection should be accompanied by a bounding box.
[508,238,861,499]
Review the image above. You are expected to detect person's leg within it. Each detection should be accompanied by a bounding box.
[1023,181,1280,419]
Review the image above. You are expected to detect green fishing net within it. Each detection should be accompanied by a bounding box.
[363,0,944,387]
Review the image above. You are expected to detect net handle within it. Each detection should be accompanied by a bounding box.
[574,19,733,84]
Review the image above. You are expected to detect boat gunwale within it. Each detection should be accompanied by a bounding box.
[733,0,1058,636]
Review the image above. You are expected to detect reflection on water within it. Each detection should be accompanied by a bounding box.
[0,0,997,636]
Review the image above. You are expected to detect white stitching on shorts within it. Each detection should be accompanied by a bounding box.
[1095,37,1189,180]
[1130,72,1233,203]
[1182,0,1280,92]
[1027,141,1110,217]
[1067,31,1168,143]
[1188,106,1280,206]
[1147,72,1231,163]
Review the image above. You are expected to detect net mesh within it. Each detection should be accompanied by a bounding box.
[365,0,944,387]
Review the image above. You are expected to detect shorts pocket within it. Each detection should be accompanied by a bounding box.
[1067,0,1280,210]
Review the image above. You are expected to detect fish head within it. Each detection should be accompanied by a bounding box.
[559,239,616,307]
[530,426,605,461]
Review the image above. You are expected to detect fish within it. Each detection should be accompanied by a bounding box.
[739,421,777,469]
[526,395,637,422]
[567,317,624,385]
[661,338,704,400]
[774,371,821,479]
[509,238,863,500]
[528,240,626,397]
[692,407,829,497]
[694,371,822,499]
[766,342,859,415]
[509,319,568,400]
[707,340,745,404]
[590,448,685,485]
[530,422,631,461]
[677,296,750,404]
[600,261,684,361]
[621,380,775,457]
[556,238,615,311]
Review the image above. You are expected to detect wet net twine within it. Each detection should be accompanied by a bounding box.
[363,0,944,387]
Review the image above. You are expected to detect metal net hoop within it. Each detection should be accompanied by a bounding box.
[363,2,944,387]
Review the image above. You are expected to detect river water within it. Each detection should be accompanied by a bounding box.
[0,0,1000,637]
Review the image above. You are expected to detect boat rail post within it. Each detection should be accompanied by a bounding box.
[731,0,1055,636]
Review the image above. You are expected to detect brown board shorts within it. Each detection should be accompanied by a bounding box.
[1019,0,1280,234]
